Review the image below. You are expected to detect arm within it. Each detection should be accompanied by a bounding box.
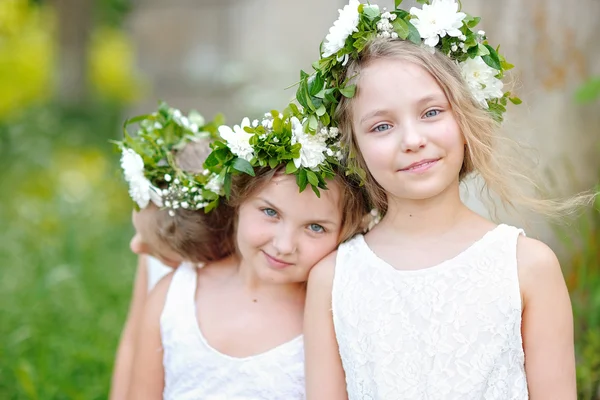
[518,236,577,399]
[126,272,174,400]
[304,252,348,400]
[109,255,150,400]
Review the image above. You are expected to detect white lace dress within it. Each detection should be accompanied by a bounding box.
[160,263,306,400]
[332,224,528,400]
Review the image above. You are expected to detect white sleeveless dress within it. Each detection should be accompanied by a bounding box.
[146,256,173,291]
[332,224,528,400]
[160,263,306,400]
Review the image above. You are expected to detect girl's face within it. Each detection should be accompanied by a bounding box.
[351,58,465,203]
[130,205,183,268]
[235,174,343,284]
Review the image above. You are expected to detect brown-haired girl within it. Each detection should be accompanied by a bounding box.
[126,111,368,399]
[109,106,236,400]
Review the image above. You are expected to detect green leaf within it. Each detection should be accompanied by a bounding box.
[481,44,501,71]
[308,114,318,132]
[311,184,321,198]
[320,112,331,127]
[268,157,279,169]
[223,173,232,198]
[394,0,403,9]
[509,97,522,105]
[406,20,421,45]
[124,114,152,126]
[315,104,327,117]
[392,18,410,40]
[416,0,429,5]
[306,170,319,187]
[465,15,481,28]
[362,4,380,20]
[286,160,298,174]
[339,84,356,98]
[232,157,255,176]
[477,43,490,56]
[308,73,325,96]
[297,169,308,192]
[288,102,300,115]
[574,77,600,104]
[204,151,221,168]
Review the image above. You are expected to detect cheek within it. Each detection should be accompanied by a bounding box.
[236,211,270,250]
[129,234,147,255]
[355,134,396,172]
[299,236,338,270]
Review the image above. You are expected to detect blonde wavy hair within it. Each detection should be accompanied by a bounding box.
[334,39,594,218]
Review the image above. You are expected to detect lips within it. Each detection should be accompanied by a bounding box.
[262,251,294,269]
[399,158,440,172]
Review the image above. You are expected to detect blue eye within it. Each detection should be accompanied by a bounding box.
[309,224,325,233]
[424,109,441,118]
[373,123,392,132]
[262,208,277,217]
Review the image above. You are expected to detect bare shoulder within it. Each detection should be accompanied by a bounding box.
[307,250,338,292]
[516,235,564,300]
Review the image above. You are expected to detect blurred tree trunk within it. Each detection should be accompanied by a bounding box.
[50,0,93,105]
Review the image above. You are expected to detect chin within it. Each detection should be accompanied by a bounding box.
[395,178,456,201]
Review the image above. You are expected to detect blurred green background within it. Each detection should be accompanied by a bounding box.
[0,0,598,398]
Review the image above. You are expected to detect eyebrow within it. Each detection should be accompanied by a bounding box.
[257,197,338,226]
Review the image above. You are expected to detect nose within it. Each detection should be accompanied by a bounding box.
[129,234,148,255]
[399,121,427,153]
[272,226,297,256]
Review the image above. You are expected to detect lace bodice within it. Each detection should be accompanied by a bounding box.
[332,224,528,400]
[160,263,305,400]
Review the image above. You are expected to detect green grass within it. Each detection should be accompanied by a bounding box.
[0,105,137,399]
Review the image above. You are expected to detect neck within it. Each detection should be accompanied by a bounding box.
[381,179,473,237]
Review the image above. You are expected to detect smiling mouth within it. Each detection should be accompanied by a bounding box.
[262,251,294,268]
[400,158,440,172]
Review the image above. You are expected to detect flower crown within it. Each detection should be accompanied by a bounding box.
[204,104,343,198]
[294,0,521,136]
[114,101,225,214]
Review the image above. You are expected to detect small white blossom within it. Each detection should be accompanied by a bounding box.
[460,56,504,108]
[181,201,189,209]
[451,44,458,52]
[459,34,467,41]
[391,32,399,39]
[410,0,466,47]
[218,117,255,162]
[322,0,361,58]
[252,119,259,128]
[164,174,171,182]
[478,30,485,36]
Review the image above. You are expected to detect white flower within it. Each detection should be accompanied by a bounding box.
[410,0,467,47]
[322,0,360,58]
[120,148,163,208]
[460,56,504,108]
[218,117,255,162]
[205,174,224,194]
[291,117,328,170]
